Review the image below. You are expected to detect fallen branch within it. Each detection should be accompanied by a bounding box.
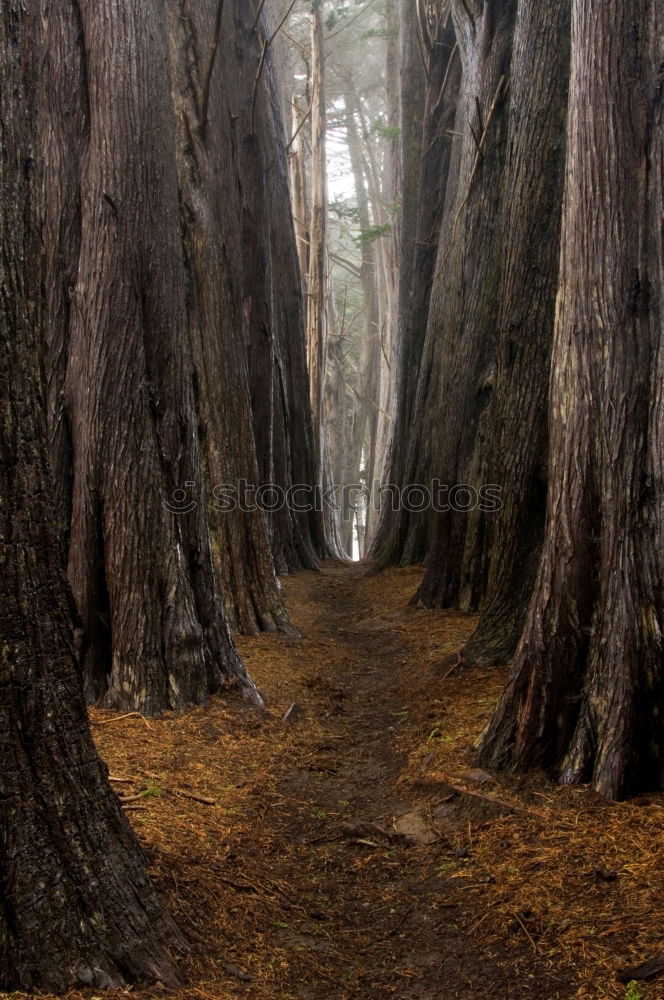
[447,783,549,821]
[144,771,217,806]
[512,910,540,953]
[172,788,217,806]
[618,955,664,983]
[91,712,151,729]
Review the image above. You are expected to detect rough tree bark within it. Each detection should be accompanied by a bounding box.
[370,0,460,568]
[462,0,571,665]
[243,0,324,574]
[413,0,516,603]
[479,0,664,799]
[166,0,297,634]
[40,0,257,712]
[0,3,187,985]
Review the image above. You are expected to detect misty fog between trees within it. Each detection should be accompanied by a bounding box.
[0,0,663,993]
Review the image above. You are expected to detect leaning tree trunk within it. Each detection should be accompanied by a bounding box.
[461,0,571,666]
[479,0,664,800]
[40,0,257,713]
[0,3,187,986]
[166,0,296,635]
[413,0,516,604]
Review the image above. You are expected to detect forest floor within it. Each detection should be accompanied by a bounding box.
[22,563,664,1000]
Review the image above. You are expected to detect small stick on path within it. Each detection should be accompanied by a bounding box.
[91,712,152,729]
[447,783,549,821]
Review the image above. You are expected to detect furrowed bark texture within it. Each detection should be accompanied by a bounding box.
[0,3,187,985]
[462,0,571,665]
[166,0,297,634]
[240,0,324,574]
[413,0,516,603]
[480,0,664,799]
[41,0,255,713]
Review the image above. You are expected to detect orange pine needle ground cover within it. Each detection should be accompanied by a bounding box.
[7,563,662,1000]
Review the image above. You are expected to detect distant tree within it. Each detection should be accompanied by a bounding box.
[0,3,186,985]
[480,0,664,799]
[242,0,325,573]
[307,0,330,469]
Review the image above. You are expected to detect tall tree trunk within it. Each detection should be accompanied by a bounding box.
[291,95,311,280]
[462,0,571,665]
[41,0,257,712]
[305,1,345,557]
[413,0,516,603]
[166,0,296,635]
[0,3,187,985]
[324,296,354,557]
[237,0,324,575]
[480,0,664,800]
[342,88,381,552]
[306,1,329,466]
[370,0,460,568]
[369,0,401,523]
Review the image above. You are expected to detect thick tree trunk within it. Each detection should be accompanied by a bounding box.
[370,0,460,568]
[166,0,296,635]
[41,0,257,713]
[413,0,516,604]
[479,0,664,799]
[462,0,571,665]
[0,4,187,985]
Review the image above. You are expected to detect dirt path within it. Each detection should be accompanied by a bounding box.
[86,561,663,1000]
[227,563,572,1000]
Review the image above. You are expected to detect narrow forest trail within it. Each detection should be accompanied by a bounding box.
[81,563,663,1000]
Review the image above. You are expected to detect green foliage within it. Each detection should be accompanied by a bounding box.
[373,122,401,140]
[354,223,391,247]
[324,0,369,32]
[361,25,398,41]
[141,778,164,799]
[624,983,642,1000]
